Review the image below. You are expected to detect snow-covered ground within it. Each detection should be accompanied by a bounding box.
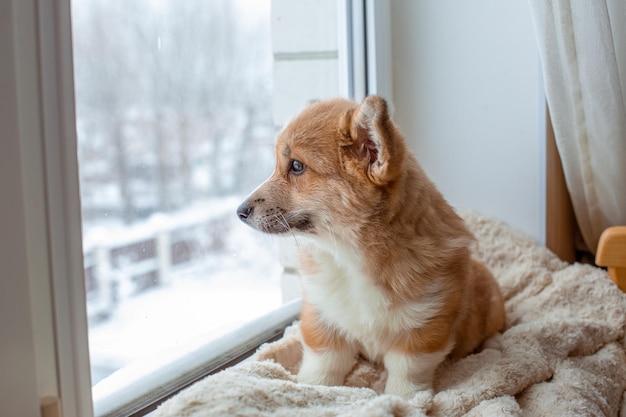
[87,198,285,385]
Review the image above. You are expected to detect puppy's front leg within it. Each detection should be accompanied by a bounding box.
[383,350,448,398]
[298,345,356,386]
[298,301,356,386]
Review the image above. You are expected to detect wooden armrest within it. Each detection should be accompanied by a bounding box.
[596,226,626,292]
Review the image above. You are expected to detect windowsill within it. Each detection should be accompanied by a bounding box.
[92,298,302,417]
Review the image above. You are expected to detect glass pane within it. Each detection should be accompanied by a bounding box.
[71,0,281,386]
[71,0,345,394]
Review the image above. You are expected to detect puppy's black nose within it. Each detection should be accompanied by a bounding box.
[237,202,253,221]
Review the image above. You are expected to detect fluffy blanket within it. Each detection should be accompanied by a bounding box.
[155,213,626,417]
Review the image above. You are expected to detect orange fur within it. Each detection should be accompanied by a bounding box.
[237,96,505,396]
[300,301,349,352]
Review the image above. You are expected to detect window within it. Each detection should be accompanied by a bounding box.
[67,0,373,415]
[72,0,282,388]
[1,0,388,415]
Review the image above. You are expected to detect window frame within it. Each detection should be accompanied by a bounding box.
[5,0,391,416]
[38,0,95,416]
[2,1,92,417]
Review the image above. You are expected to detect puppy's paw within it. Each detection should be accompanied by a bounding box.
[384,379,433,413]
[383,349,444,398]
[297,368,344,387]
[297,347,355,387]
[411,389,434,412]
[384,378,432,398]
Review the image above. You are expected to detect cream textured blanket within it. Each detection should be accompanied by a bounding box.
[155,213,626,417]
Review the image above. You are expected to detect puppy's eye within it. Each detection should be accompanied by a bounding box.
[289,159,306,175]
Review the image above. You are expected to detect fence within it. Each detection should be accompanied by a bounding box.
[83,204,232,322]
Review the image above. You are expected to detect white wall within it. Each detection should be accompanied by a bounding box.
[389,0,544,242]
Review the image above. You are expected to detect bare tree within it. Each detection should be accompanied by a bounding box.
[73,0,275,225]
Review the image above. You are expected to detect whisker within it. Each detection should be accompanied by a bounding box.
[278,213,302,253]
[277,213,291,231]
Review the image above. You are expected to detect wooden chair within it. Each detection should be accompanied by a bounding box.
[596,226,626,292]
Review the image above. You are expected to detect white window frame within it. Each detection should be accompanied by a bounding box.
[341,0,392,102]
[0,0,390,416]
[2,1,92,417]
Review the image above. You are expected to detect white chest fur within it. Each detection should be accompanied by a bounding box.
[301,241,444,361]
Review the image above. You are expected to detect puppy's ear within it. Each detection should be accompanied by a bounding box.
[340,96,400,185]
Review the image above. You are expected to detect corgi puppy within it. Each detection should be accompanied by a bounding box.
[237,96,505,398]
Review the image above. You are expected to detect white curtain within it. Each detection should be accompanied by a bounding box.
[528,0,626,254]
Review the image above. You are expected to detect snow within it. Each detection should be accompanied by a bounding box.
[87,196,285,385]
